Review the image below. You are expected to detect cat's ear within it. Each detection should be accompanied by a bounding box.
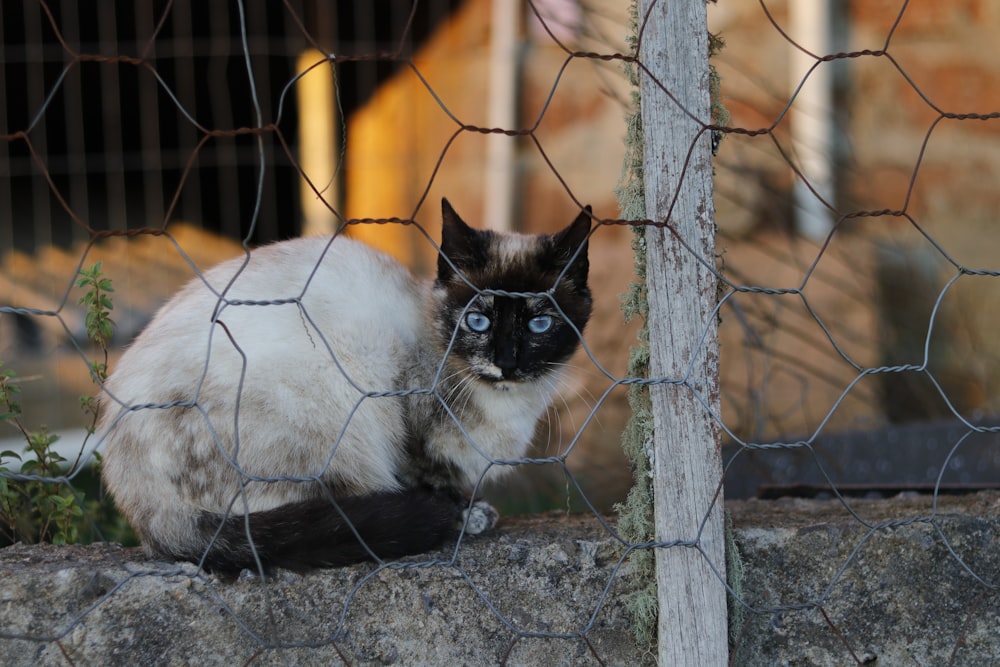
[549,205,592,286]
[438,198,489,283]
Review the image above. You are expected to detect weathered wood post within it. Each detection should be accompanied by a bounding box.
[637,0,728,663]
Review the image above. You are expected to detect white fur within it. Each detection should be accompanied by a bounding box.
[100,236,426,550]
[494,233,536,265]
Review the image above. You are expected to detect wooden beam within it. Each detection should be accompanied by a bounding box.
[638,0,729,662]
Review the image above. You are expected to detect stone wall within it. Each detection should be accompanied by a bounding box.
[2,492,998,665]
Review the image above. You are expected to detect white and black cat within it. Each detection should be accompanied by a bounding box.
[98,199,592,572]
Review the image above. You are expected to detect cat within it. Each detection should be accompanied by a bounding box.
[98,198,592,572]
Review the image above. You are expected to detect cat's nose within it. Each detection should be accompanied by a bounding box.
[495,347,518,378]
[497,358,517,378]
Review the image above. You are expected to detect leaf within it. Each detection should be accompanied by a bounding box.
[29,431,59,447]
[52,495,75,510]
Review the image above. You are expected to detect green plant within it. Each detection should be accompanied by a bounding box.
[0,364,83,544]
[0,261,135,547]
[76,260,115,388]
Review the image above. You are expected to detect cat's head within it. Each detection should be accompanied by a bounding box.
[434,198,592,387]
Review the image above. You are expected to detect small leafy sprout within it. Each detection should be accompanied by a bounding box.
[0,363,21,421]
[77,261,116,349]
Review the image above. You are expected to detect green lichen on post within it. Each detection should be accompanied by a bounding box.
[708,30,731,134]
[615,1,730,652]
[725,509,746,650]
[614,0,657,651]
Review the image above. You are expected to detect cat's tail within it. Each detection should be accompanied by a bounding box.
[184,488,470,573]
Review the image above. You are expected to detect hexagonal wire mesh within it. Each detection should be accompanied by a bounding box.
[1,0,999,663]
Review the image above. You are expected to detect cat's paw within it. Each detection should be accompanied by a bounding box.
[461,500,499,535]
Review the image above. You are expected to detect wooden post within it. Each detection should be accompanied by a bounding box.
[637,0,728,663]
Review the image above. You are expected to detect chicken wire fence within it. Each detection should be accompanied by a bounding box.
[1,0,999,664]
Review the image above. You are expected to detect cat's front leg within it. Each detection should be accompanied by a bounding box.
[460,499,499,535]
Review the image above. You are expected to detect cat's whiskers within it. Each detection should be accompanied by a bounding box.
[436,368,466,406]
[540,382,564,458]
[540,362,603,448]
[536,370,575,457]
[434,366,467,396]
[439,367,479,421]
[545,361,602,409]
[453,373,480,417]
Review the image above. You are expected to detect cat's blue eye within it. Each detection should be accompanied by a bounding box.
[466,312,491,332]
[527,315,554,334]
